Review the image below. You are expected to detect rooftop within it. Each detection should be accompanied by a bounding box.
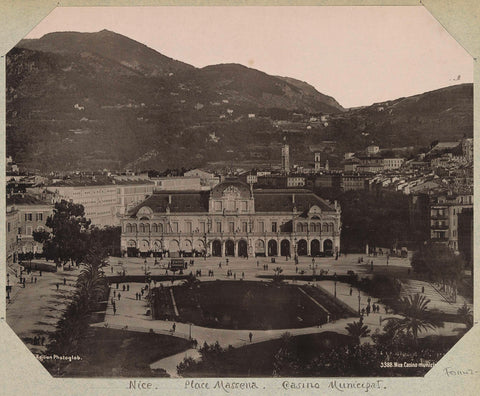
[6,194,51,206]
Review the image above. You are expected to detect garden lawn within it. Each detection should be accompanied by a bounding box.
[154,281,355,330]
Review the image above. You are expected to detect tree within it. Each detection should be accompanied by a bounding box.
[383,293,443,344]
[33,200,91,266]
[272,333,301,376]
[457,303,473,333]
[411,243,465,301]
[345,321,371,345]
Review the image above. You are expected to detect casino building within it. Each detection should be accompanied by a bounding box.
[120,181,341,258]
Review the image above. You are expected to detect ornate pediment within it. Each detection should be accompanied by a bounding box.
[222,185,241,199]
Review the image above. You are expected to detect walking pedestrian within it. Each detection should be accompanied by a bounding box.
[122,285,125,291]
[127,284,130,291]
[349,287,353,296]
[366,305,370,316]
[234,273,236,280]
[118,293,121,301]
[421,286,425,293]
[249,332,253,342]
[114,290,116,298]
[172,323,176,332]
[41,336,45,346]
[63,277,66,285]
[113,306,117,315]
[56,283,59,291]
[242,272,244,279]
[34,277,37,283]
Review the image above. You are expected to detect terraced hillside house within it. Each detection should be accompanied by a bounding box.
[120,181,341,258]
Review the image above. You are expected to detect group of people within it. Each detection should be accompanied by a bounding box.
[361,297,382,317]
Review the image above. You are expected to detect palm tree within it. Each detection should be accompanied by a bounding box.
[384,293,443,343]
[345,321,371,344]
[457,303,473,332]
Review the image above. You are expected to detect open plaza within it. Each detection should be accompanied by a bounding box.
[6,251,471,377]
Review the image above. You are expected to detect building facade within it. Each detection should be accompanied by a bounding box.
[120,181,341,258]
[429,193,473,252]
[383,157,405,170]
[6,195,53,256]
[50,184,118,227]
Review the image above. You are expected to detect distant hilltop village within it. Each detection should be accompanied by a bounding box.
[6,136,472,261]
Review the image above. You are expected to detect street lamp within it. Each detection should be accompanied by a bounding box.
[334,272,337,298]
[357,288,361,316]
[189,323,192,340]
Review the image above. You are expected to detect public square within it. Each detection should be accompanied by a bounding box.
[6,252,470,377]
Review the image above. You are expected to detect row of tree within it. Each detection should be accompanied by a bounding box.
[45,245,109,375]
[411,243,466,301]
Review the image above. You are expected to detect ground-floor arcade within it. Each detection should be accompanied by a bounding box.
[121,235,340,258]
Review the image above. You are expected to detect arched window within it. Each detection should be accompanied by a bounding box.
[139,223,145,233]
[297,223,303,232]
[132,224,137,233]
[159,223,164,233]
[152,224,158,233]
[145,223,150,233]
[126,223,132,233]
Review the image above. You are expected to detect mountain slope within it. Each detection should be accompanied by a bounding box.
[6,30,472,172]
[17,29,194,77]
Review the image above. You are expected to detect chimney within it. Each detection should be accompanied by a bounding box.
[168,194,172,204]
[292,194,295,204]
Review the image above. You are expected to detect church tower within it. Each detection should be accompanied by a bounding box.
[314,152,321,173]
[281,138,290,175]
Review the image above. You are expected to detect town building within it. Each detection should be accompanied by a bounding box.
[48,182,119,227]
[183,169,220,188]
[366,145,380,155]
[341,174,368,191]
[6,205,19,263]
[120,181,341,258]
[429,192,473,252]
[287,175,306,188]
[383,157,405,170]
[152,176,203,191]
[6,194,53,256]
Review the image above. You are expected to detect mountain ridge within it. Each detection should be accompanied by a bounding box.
[7,30,473,172]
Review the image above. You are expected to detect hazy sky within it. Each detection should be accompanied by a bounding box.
[26,6,473,108]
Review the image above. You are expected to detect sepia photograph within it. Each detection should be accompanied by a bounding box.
[3,4,476,382]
